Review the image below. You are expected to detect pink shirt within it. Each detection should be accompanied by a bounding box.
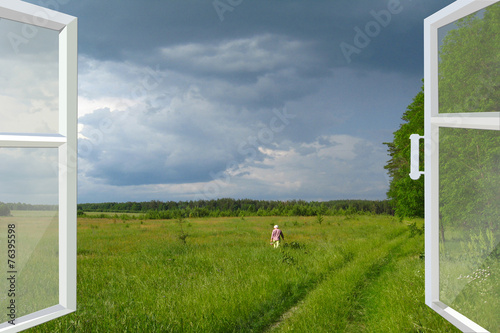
[271,229,283,241]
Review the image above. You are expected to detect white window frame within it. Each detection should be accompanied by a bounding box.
[0,1,77,331]
[424,0,499,332]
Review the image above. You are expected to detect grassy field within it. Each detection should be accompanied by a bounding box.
[0,211,59,322]
[20,214,459,332]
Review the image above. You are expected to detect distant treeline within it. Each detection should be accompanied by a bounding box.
[78,199,394,218]
[1,202,58,211]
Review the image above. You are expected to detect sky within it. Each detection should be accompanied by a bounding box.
[2,0,457,204]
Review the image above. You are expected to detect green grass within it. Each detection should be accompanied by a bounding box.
[21,215,459,332]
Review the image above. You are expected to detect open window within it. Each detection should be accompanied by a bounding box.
[0,1,77,331]
[419,0,499,331]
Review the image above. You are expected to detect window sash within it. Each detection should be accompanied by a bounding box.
[0,1,77,331]
[424,1,499,332]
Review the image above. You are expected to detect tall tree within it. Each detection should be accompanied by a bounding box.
[384,86,425,218]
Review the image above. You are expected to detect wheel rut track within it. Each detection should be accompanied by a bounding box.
[263,229,408,332]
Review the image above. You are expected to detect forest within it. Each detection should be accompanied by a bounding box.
[77,198,394,218]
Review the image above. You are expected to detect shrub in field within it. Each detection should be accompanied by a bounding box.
[283,241,304,250]
[279,251,296,265]
[408,221,424,237]
[176,213,189,244]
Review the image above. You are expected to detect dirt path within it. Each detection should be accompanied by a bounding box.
[264,299,305,332]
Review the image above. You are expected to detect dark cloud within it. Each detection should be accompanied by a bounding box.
[77,89,269,186]
[24,0,454,75]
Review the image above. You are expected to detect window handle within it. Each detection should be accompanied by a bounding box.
[409,134,424,180]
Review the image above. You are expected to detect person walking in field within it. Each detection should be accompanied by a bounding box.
[270,225,284,248]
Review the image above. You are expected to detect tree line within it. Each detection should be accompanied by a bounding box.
[0,202,58,216]
[78,199,394,218]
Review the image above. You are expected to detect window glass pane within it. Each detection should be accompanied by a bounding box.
[0,148,59,324]
[0,18,59,133]
[439,128,500,331]
[438,3,500,113]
